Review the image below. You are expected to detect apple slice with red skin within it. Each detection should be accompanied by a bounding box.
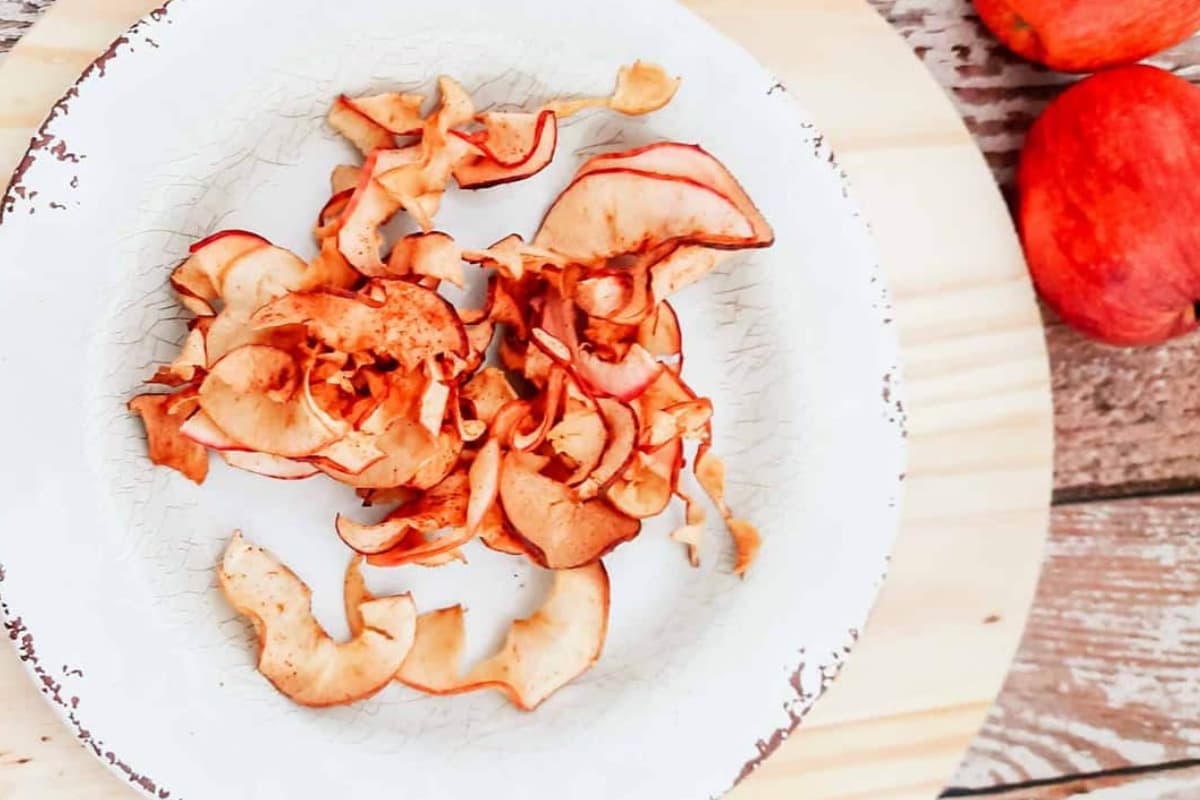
[221,451,319,480]
[637,300,682,370]
[198,345,345,459]
[605,437,682,518]
[217,245,312,311]
[148,323,209,386]
[540,288,661,400]
[171,230,269,316]
[128,394,210,484]
[575,397,639,499]
[178,409,245,451]
[548,404,608,485]
[342,92,425,136]
[573,142,773,246]
[316,418,434,489]
[314,189,354,241]
[574,271,635,319]
[327,95,395,155]
[512,367,567,452]
[219,532,416,707]
[337,469,469,555]
[501,450,640,569]
[250,280,467,371]
[649,245,729,303]
[534,169,758,263]
[453,110,558,189]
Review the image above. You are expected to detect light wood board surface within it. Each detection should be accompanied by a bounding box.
[0,1,1053,799]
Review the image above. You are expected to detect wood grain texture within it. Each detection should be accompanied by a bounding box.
[0,0,51,57]
[962,764,1200,799]
[953,497,1200,789]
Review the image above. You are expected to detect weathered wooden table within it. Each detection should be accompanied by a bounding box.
[1,1,1197,798]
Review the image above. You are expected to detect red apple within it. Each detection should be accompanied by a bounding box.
[974,0,1200,72]
[1018,65,1200,345]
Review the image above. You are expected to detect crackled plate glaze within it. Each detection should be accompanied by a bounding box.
[0,1,904,797]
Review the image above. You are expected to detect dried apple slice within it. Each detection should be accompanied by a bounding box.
[458,562,609,710]
[387,231,465,287]
[534,169,757,262]
[649,245,729,302]
[576,397,639,499]
[546,61,679,118]
[370,561,609,708]
[178,409,245,451]
[336,469,469,555]
[500,451,640,569]
[467,438,501,534]
[574,271,635,319]
[198,345,345,458]
[461,367,518,425]
[148,324,208,386]
[694,445,761,576]
[669,488,706,567]
[317,418,434,489]
[219,532,416,707]
[548,405,608,485]
[128,394,210,484]
[637,300,682,369]
[331,165,362,194]
[406,426,464,490]
[217,245,311,311]
[574,142,773,245]
[342,92,425,136]
[327,95,395,155]
[221,451,319,480]
[453,110,558,189]
[605,438,681,519]
[171,230,269,316]
[250,280,467,370]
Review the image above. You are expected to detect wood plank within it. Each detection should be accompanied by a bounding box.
[954,764,1200,799]
[952,496,1200,789]
[0,1,52,57]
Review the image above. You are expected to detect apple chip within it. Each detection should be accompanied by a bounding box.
[219,532,416,707]
[535,169,757,263]
[694,445,761,576]
[336,469,469,556]
[251,280,467,370]
[546,61,679,118]
[500,451,640,568]
[453,110,558,189]
[128,394,210,484]
[221,451,319,480]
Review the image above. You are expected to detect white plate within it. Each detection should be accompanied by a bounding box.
[0,1,905,797]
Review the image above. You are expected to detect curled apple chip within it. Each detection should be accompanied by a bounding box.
[199,345,345,458]
[219,532,416,707]
[128,394,210,484]
[535,169,756,263]
[251,280,467,370]
[546,61,680,118]
[342,92,425,136]
[453,110,558,189]
[500,451,640,568]
[461,367,518,425]
[170,229,269,316]
[337,469,469,555]
[149,323,208,386]
[574,142,773,246]
[387,231,465,287]
[350,560,609,709]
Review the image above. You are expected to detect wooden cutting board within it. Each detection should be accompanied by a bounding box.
[0,1,1054,798]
